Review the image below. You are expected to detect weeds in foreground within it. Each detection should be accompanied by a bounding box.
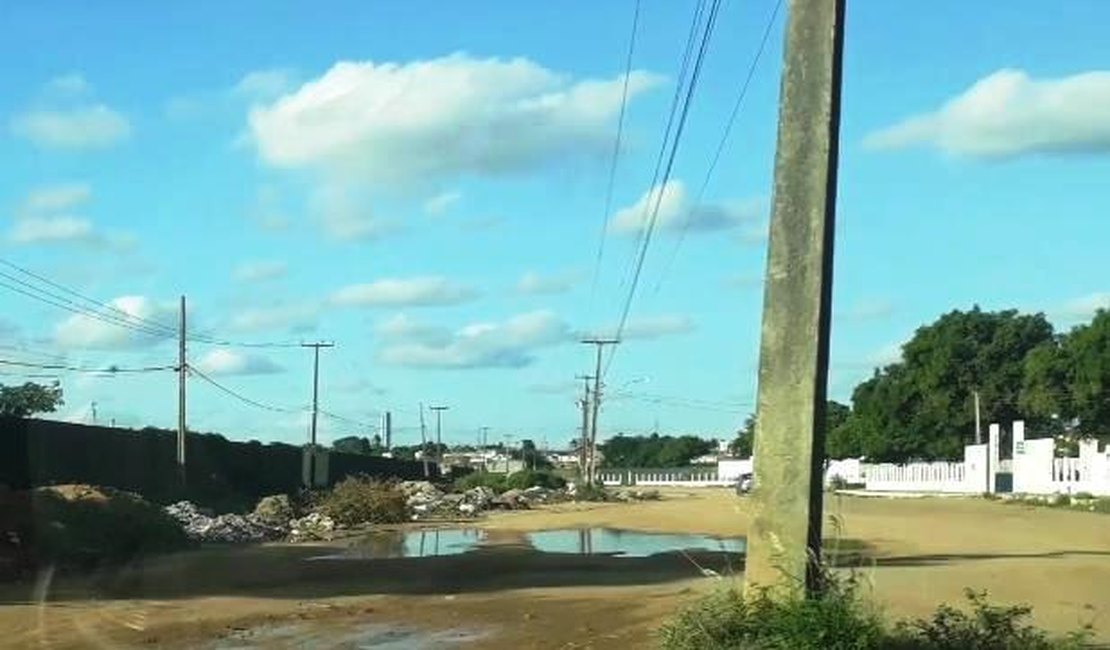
[659,573,1096,649]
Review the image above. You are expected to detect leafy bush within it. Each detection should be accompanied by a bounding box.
[573,483,611,502]
[659,573,887,650]
[29,485,194,569]
[317,476,407,526]
[893,589,1094,649]
[505,469,566,491]
[454,472,508,493]
[658,578,1095,650]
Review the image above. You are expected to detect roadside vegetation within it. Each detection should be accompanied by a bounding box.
[660,571,1095,650]
[316,475,408,526]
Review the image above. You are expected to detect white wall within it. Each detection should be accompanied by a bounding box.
[718,458,753,481]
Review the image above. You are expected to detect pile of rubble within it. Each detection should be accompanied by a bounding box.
[288,512,337,541]
[401,481,573,519]
[164,501,286,544]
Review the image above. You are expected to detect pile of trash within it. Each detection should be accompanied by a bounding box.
[401,480,504,520]
[288,512,337,541]
[164,501,286,544]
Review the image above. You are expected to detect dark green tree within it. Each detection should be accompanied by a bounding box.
[837,308,1055,461]
[0,381,64,418]
[1056,310,1110,438]
[600,434,715,468]
[333,436,373,455]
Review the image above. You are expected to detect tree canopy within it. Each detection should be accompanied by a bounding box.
[826,307,1109,462]
[0,381,64,418]
[600,434,716,468]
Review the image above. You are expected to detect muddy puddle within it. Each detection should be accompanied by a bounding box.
[210,622,489,649]
[307,527,745,561]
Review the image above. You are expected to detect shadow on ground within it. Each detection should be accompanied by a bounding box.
[874,549,1110,568]
[0,542,751,604]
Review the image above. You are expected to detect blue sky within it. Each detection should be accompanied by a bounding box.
[2,0,1109,448]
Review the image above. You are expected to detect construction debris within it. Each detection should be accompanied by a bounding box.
[164,501,286,544]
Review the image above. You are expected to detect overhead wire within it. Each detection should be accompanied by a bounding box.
[0,257,302,348]
[653,0,784,293]
[187,364,304,414]
[588,0,643,314]
[0,358,175,373]
[606,0,724,378]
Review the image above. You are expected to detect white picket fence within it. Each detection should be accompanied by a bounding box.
[597,470,732,487]
[862,462,969,493]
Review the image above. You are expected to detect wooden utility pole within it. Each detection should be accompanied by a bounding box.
[177,295,187,482]
[301,341,334,486]
[576,375,593,480]
[581,339,619,486]
[419,403,430,478]
[429,405,448,468]
[745,0,846,598]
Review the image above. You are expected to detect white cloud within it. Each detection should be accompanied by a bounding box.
[194,348,284,376]
[1059,292,1110,321]
[864,69,1110,158]
[378,310,572,369]
[588,314,696,341]
[516,270,577,296]
[19,182,91,213]
[11,105,131,150]
[232,260,288,283]
[9,216,95,244]
[423,191,462,216]
[311,184,395,241]
[53,295,177,350]
[375,313,452,344]
[247,53,662,185]
[330,277,478,308]
[865,342,904,368]
[45,74,92,96]
[8,183,134,249]
[234,69,297,101]
[610,180,764,236]
[229,302,319,333]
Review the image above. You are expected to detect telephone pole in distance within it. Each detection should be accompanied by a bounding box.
[429,405,449,469]
[301,341,334,486]
[581,338,619,486]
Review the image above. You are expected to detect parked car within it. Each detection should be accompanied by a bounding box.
[735,472,753,495]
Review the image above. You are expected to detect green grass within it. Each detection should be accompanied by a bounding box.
[659,573,1095,650]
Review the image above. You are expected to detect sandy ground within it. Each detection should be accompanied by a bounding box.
[1,489,1107,648]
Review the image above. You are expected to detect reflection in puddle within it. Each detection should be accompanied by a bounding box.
[307,528,486,560]
[210,622,487,649]
[306,527,744,561]
[527,528,745,557]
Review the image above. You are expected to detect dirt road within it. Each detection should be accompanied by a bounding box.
[1,490,1106,648]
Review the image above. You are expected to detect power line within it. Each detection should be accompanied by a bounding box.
[607,0,723,378]
[0,257,302,349]
[617,0,711,300]
[654,0,784,292]
[0,258,180,336]
[589,0,642,313]
[0,358,174,373]
[188,364,304,414]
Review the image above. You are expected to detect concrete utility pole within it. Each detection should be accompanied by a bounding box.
[581,339,619,486]
[974,390,982,445]
[177,295,187,481]
[301,341,334,487]
[419,403,430,478]
[745,0,846,598]
[382,411,393,451]
[576,375,593,480]
[429,405,448,467]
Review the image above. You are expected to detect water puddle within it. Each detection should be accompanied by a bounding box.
[210,622,487,649]
[527,528,745,557]
[307,527,744,561]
